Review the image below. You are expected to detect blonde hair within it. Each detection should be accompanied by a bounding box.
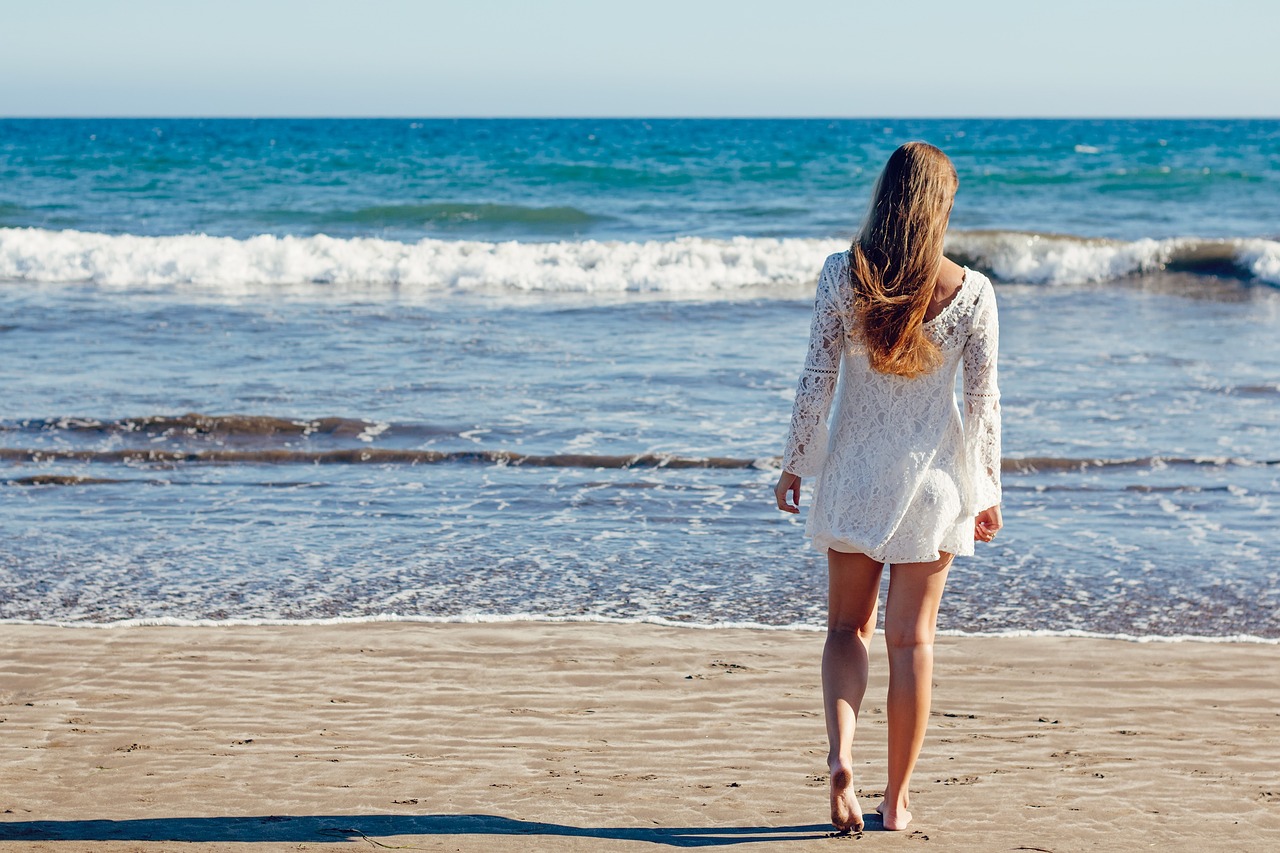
[848,141,958,378]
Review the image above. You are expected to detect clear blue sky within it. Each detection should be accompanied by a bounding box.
[1,0,1276,117]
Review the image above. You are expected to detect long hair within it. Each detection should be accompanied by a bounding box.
[848,141,958,378]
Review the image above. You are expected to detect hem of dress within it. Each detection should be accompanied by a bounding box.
[811,532,975,564]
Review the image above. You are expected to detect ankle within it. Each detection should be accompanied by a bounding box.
[882,788,909,811]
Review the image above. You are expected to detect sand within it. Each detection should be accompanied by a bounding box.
[1,621,1277,852]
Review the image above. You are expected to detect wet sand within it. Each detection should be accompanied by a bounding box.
[1,621,1277,851]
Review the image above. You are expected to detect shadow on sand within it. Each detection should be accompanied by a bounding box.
[0,813,840,846]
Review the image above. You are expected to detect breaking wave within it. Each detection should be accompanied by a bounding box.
[1,227,1278,293]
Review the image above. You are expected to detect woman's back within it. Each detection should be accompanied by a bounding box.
[784,250,1001,564]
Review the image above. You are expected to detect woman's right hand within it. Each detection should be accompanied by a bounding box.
[775,471,802,514]
[974,505,1003,543]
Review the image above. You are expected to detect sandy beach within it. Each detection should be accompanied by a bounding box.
[0,621,1277,851]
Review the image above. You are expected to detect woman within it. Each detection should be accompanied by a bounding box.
[774,142,1002,833]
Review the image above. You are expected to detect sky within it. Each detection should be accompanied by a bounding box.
[1,0,1276,117]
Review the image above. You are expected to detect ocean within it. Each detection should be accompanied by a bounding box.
[1,118,1277,639]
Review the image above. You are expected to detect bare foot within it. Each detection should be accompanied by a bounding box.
[828,759,864,833]
[876,800,913,831]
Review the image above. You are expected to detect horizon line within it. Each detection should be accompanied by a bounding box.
[3,115,1279,122]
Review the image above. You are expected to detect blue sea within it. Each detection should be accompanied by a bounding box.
[1,118,1277,639]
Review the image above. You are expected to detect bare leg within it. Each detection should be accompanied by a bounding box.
[823,550,883,833]
[877,552,952,831]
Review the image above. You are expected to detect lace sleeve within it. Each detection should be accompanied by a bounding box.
[782,255,845,476]
[963,278,1002,509]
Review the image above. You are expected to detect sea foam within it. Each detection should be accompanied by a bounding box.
[1,227,1277,292]
[2,612,1276,643]
[0,228,833,294]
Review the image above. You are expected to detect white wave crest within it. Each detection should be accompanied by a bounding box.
[948,231,1170,284]
[1,227,1276,292]
[1237,238,1280,285]
[951,231,1280,287]
[0,227,841,293]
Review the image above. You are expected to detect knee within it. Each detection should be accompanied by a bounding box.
[827,621,875,646]
[883,627,934,654]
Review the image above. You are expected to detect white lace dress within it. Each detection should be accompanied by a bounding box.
[782,251,1002,563]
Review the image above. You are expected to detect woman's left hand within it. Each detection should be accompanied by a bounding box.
[974,505,1002,543]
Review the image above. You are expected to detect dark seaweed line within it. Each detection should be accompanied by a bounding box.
[1,448,1276,483]
[0,448,760,470]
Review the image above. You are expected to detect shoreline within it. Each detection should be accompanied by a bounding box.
[1,613,1276,645]
[2,620,1278,851]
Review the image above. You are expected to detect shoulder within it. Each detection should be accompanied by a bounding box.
[815,251,850,301]
[967,266,995,290]
[821,250,850,276]
[961,267,997,309]
[972,269,997,309]
[960,270,999,340]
